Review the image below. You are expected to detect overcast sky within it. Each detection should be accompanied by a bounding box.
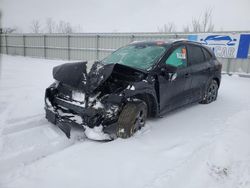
[1,0,250,33]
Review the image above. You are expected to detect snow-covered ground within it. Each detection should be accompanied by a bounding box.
[0,55,250,188]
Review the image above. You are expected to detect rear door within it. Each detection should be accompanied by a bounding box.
[186,44,213,102]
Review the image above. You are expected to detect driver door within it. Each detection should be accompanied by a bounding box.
[158,45,192,115]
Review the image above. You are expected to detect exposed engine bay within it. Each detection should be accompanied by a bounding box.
[45,61,151,140]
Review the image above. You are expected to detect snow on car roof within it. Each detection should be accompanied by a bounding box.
[130,39,194,46]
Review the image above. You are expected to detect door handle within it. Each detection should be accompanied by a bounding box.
[203,67,212,72]
[185,73,191,78]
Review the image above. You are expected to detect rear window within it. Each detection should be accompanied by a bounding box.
[187,45,205,65]
[202,48,213,61]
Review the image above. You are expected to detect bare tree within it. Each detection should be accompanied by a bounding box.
[1,27,19,33]
[158,22,176,33]
[29,19,82,34]
[192,18,202,32]
[183,25,190,33]
[182,8,215,33]
[63,22,73,33]
[45,18,56,33]
[56,21,73,33]
[190,8,214,32]
[30,20,41,33]
[201,8,214,32]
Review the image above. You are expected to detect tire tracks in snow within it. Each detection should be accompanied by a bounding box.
[0,99,83,175]
[2,115,47,135]
[0,123,82,175]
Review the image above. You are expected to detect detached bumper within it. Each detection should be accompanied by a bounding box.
[45,102,118,140]
[45,108,82,138]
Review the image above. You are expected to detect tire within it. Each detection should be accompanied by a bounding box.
[117,101,147,138]
[200,79,218,104]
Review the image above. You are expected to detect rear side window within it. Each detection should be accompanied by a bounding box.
[187,45,205,65]
[202,48,213,61]
[165,46,187,68]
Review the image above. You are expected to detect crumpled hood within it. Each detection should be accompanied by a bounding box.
[53,61,146,94]
[53,61,115,94]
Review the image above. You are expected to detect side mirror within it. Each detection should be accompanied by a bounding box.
[160,64,177,73]
[160,64,178,82]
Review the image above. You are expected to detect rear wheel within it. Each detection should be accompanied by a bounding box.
[117,101,147,138]
[200,79,218,104]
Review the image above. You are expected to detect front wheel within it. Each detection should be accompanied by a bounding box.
[200,79,218,104]
[117,101,147,138]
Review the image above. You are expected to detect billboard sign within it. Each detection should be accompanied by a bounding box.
[188,33,250,59]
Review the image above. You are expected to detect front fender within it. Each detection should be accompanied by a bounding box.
[123,81,156,98]
[101,77,159,117]
[124,80,159,117]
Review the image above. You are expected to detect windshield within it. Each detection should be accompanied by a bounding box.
[101,44,166,70]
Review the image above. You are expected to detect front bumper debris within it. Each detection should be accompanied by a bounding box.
[45,89,119,140]
[46,108,78,138]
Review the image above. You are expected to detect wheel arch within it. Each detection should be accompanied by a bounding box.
[132,93,158,117]
[213,77,220,87]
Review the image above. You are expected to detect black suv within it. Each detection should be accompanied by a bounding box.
[45,40,221,140]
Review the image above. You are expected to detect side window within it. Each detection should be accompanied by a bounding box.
[187,45,205,65]
[165,46,187,68]
[202,48,212,61]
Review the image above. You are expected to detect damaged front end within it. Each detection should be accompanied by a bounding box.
[45,61,147,140]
